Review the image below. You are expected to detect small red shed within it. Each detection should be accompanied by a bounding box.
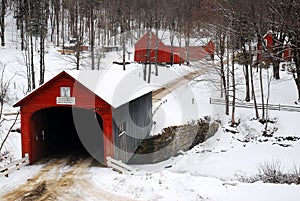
[14,69,153,165]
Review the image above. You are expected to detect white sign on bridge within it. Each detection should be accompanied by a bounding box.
[56,97,76,105]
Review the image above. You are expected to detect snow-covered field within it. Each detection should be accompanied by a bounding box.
[1,13,300,201]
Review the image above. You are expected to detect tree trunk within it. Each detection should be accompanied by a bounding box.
[260,64,265,122]
[179,32,182,65]
[90,2,95,70]
[50,4,55,43]
[264,69,271,135]
[75,2,80,70]
[250,63,259,119]
[293,46,300,100]
[243,43,250,102]
[249,43,259,119]
[170,29,174,66]
[25,42,31,91]
[231,51,236,126]
[155,24,159,76]
[185,35,190,66]
[220,56,229,115]
[30,33,35,89]
[144,30,151,81]
[39,35,45,85]
[20,21,24,50]
[143,63,147,82]
[219,34,229,115]
[226,39,230,100]
[122,39,126,71]
[1,0,6,46]
[120,3,126,71]
[76,33,80,70]
[244,64,251,102]
[62,2,65,54]
[273,60,280,79]
[147,63,151,83]
[55,1,60,46]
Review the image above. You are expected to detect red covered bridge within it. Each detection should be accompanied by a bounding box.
[134,31,215,64]
[14,70,153,165]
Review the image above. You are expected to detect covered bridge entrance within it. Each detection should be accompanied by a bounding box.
[14,70,152,165]
[30,107,104,162]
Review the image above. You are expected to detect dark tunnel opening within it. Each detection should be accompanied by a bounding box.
[30,107,104,162]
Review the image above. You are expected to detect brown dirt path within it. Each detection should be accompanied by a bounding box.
[1,153,140,201]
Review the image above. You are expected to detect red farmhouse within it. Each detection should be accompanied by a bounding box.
[134,31,215,64]
[14,70,152,165]
[257,32,293,62]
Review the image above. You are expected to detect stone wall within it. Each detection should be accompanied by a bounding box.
[128,117,219,164]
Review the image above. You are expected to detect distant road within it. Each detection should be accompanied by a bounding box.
[152,67,207,104]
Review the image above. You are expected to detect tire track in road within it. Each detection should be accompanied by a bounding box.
[1,154,72,201]
[2,153,139,201]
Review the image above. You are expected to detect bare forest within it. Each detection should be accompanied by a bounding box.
[0,0,299,126]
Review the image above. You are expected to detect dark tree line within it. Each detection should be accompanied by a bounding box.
[4,0,206,90]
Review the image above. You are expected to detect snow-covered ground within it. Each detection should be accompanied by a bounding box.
[89,64,300,201]
[1,12,300,201]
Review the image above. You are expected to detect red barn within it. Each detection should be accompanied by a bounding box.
[257,32,293,62]
[134,32,168,63]
[257,33,274,62]
[14,70,153,165]
[134,31,214,64]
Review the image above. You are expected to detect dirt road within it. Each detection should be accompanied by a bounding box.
[1,153,139,201]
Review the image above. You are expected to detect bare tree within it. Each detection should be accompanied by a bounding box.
[263,68,273,135]
[26,0,36,90]
[0,63,20,155]
[231,49,236,126]
[259,62,266,122]
[90,0,95,70]
[0,111,19,153]
[153,0,164,75]
[0,64,11,120]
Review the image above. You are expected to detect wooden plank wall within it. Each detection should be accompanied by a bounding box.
[113,92,152,163]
